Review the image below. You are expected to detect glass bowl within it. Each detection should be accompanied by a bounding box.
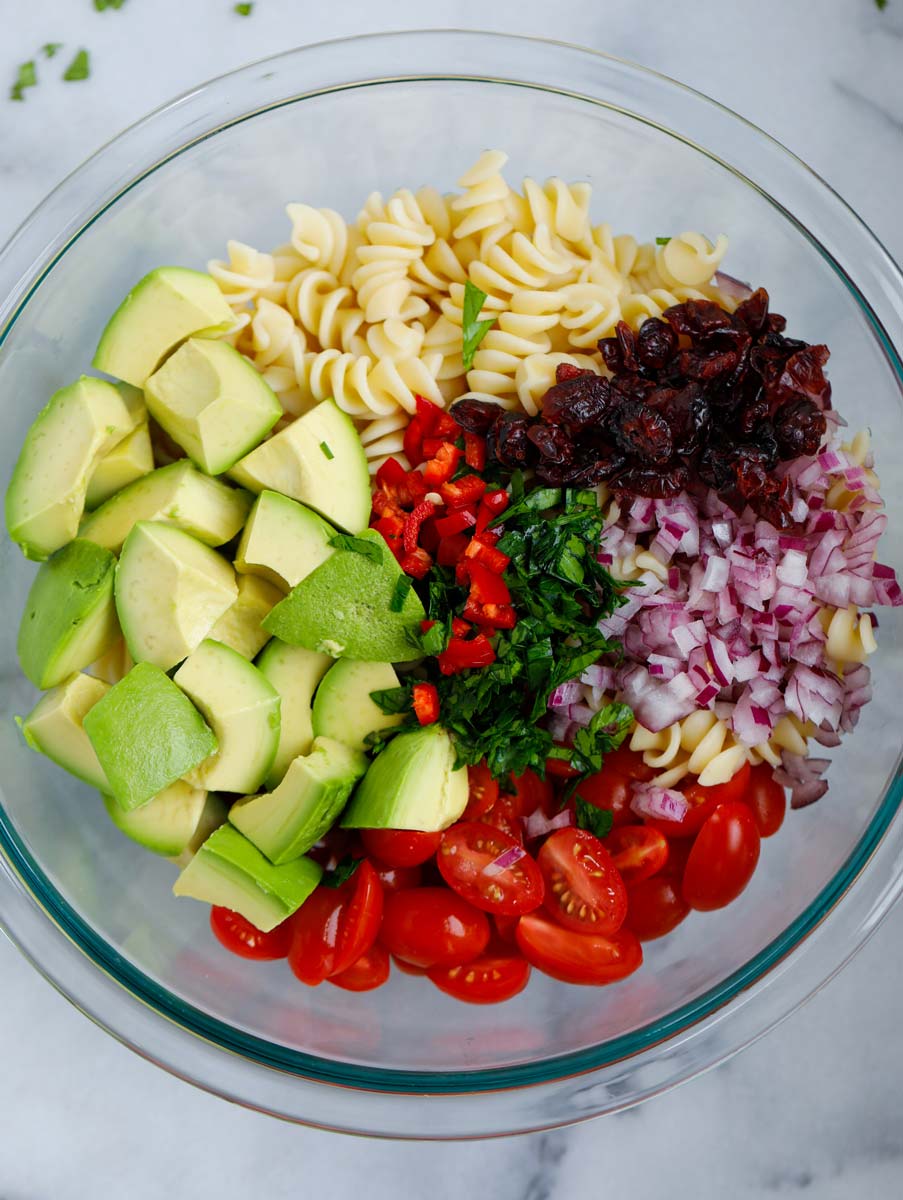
[2,31,903,1140]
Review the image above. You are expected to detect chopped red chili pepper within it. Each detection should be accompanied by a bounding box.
[464,432,487,471]
[437,634,496,675]
[440,474,486,510]
[437,533,470,567]
[412,682,440,725]
[375,457,409,491]
[418,516,440,555]
[463,596,517,629]
[465,560,511,606]
[372,513,405,540]
[434,509,477,538]
[463,538,511,575]
[415,395,459,441]
[400,547,432,579]
[403,418,424,467]
[423,443,462,488]
[451,617,471,637]
[402,500,435,554]
[475,488,509,534]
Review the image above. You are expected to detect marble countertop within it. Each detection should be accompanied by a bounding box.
[3,1,903,1195]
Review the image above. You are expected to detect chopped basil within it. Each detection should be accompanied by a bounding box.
[655,237,671,246]
[875,0,887,9]
[419,619,450,657]
[322,856,361,888]
[63,50,90,82]
[234,1,254,12]
[370,686,414,715]
[462,281,496,372]
[574,798,614,839]
[10,60,37,102]
[319,441,334,460]
[42,44,63,59]
[389,573,413,613]
[327,532,384,562]
[94,0,127,9]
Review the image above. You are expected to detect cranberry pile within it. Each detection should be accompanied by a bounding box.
[451,289,831,528]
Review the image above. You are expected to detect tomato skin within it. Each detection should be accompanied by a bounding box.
[537,828,628,935]
[463,763,499,821]
[646,763,752,839]
[682,800,761,912]
[288,861,384,985]
[381,887,491,968]
[509,769,555,818]
[210,907,293,960]
[625,870,690,941]
[493,912,520,944]
[328,941,391,992]
[359,828,442,868]
[482,794,525,844]
[427,953,531,1004]
[742,764,786,837]
[372,860,422,893]
[603,745,656,782]
[606,825,669,885]
[392,955,429,976]
[515,914,643,986]
[436,821,545,916]
[573,768,634,828]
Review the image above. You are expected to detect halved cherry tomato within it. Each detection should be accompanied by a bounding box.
[392,955,428,976]
[509,768,555,818]
[381,887,491,967]
[682,799,760,911]
[493,912,520,944]
[372,860,422,893]
[515,914,643,986]
[306,827,353,872]
[327,940,391,992]
[288,861,384,985]
[537,828,628,935]
[360,828,442,868]
[482,794,525,843]
[210,907,293,960]
[545,754,580,780]
[741,764,786,837]
[602,745,656,782]
[574,767,634,828]
[605,825,669,885]
[625,869,691,941]
[463,762,499,820]
[428,952,531,1004]
[647,762,753,839]
[437,822,545,916]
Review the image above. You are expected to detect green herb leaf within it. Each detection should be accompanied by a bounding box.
[389,573,413,614]
[94,0,127,9]
[419,619,449,656]
[574,798,613,839]
[328,532,383,562]
[319,440,334,460]
[875,0,887,9]
[42,44,63,59]
[10,60,37,101]
[234,1,254,11]
[63,50,91,82]
[322,855,362,888]
[370,685,414,715]
[655,236,671,246]
[462,281,496,372]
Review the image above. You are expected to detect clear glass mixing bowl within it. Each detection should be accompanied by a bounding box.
[1,31,903,1139]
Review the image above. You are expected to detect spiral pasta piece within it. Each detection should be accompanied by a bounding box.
[208,241,287,309]
[285,205,349,277]
[559,282,621,348]
[655,232,728,289]
[515,351,601,417]
[357,410,411,474]
[822,605,878,665]
[294,346,444,420]
[523,177,593,246]
[468,225,577,299]
[285,268,367,355]
[452,150,512,240]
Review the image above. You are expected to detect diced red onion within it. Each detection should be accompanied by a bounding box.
[630,783,689,823]
[522,808,575,840]
[483,845,527,877]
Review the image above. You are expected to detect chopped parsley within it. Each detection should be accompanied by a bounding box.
[655,236,671,246]
[63,50,91,82]
[94,0,127,9]
[10,60,37,102]
[328,532,384,562]
[461,281,495,372]
[574,797,614,839]
[42,44,63,59]
[319,440,334,460]
[875,0,887,9]
[389,573,413,613]
[234,1,255,12]
[322,855,361,888]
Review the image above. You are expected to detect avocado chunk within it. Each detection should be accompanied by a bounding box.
[84,662,217,811]
[235,490,336,592]
[92,267,235,388]
[17,673,110,790]
[172,823,322,932]
[18,539,120,690]
[229,399,370,533]
[115,522,237,670]
[312,660,403,752]
[104,782,227,858]
[145,337,282,475]
[6,376,144,560]
[255,640,332,787]
[209,574,282,659]
[86,637,134,686]
[173,640,281,794]
[263,529,425,663]
[230,736,368,864]
[342,725,468,832]
[80,460,251,553]
[86,422,154,509]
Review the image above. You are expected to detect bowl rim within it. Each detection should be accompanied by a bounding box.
[2,28,903,1136]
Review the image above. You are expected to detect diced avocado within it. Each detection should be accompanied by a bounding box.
[145,337,282,475]
[173,640,280,794]
[342,725,468,832]
[263,529,425,663]
[235,490,335,592]
[5,376,143,560]
[83,662,217,811]
[86,423,154,509]
[172,823,322,932]
[92,267,235,388]
[230,737,367,864]
[103,782,227,858]
[79,460,251,553]
[229,399,370,533]
[255,640,331,787]
[17,673,110,790]
[115,522,237,670]
[312,660,403,752]
[86,637,134,686]
[18,540,120,690]
[209,574,282,659]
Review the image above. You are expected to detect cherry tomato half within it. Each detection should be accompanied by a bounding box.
[647,761,752,839]
[605,825,669,885]
[574,768,634,828]
[624,841,691,942]
[515,914,643,986]
[509,768,555,818]
[482,794,525,844]
[328,941,391,992]
[437,821,545,916]
[463,763,499,821]
[360,828,442,868]
[682,799,761,912]
[537,828,627,935]
[428,953,531,1004]
[372,860,423,893]
[741,764,787,837]
[288,860,384,985]
[392,955,429,976]
[381,887,490,968]
[603,745,656,782]
[493,912,520,944]
[210,907,293,960]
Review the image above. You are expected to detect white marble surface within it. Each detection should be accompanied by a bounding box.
[3,0,903,1194]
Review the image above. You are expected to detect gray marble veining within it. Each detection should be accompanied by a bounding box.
[2,1,903,1195]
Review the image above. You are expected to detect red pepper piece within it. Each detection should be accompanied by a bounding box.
[423,442,462,488]
[375,457,410,491]
[466,560,511,606]
[464,433,487,471]
[412,682,440,726]
[434,509,477,538]
[451,617,471,637]
[463,538,511,575]
[372,513,405,540]
[475,489,509,534]
[400,547,432,579]
[403,418,424,466]
[402,500,435,554]
[463,596,517,629]
[437,634,496,675]
[418,516,440,555]
[415,395,459,441]
[440,474,486,510]
[437,533,470,567]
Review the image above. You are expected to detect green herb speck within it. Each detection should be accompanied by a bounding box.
[94,0,127,10]
[42,44,63,59]
[461,280,496,372]
[319,441,334,460]
[10,60,37,102]
[63,50,91,82]
[328,532,383,563]
[389,574,413,613]
[234,2,254,13]
[574,797,614,839]
[655,237,671,246]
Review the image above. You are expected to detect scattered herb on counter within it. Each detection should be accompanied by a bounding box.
[42,43,63,59]
[234,1,254,12]
[322,856,362,888]
[461,280,495,372]
[94,0,127,10]
[875,0,887,10]
[574,797,614,839]
[10,60,37,101]
[63,49,91,82]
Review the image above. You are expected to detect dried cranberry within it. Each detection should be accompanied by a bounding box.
[676,346,740,382]
[732,288,771,336]
[555,362,588,383]
[774,399,827,459]
[450,398,502,435]
[664,299,732,339]
[775,346,831,409]
[610,397,673,465]
[490,412,536,468]
[527,423,572,463]
[542,373,611,432]
[614,464,689,499]
[598,321,638,373]
[636,319,678,369]
[650,383,710,456]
